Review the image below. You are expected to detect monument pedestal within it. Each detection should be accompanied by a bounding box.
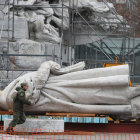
[4,118,64,132]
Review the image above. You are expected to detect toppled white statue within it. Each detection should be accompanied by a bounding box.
[0,61,140,119]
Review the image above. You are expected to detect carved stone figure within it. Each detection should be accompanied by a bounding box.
[0,61,140,120]
[1,0,123,43]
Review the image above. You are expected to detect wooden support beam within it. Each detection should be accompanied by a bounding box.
[0,111,96,117]
[46,113,96,117]
[136,119,140,124]
[0,111,13,115]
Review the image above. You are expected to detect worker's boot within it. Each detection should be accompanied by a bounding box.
[6,127,14,135]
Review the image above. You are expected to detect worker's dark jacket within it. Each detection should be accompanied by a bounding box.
[8,87,31,128]
[13,87,31,112]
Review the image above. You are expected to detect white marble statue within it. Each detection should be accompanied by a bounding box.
[24,11,61,43]
[9,39,47,69]
[1,0,123,43]
[0,61,140,119]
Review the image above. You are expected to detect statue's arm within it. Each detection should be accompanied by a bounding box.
[50,61,85,75]
[33,61,85,89]
[33,61,52,90]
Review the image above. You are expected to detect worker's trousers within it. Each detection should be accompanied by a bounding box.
[9,111,26,127]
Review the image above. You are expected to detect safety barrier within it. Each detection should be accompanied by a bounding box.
[0,126,140,140]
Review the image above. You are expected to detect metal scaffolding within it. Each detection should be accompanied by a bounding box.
[72,0,136,83]
[0,0,137,88]
[0,0,70,88]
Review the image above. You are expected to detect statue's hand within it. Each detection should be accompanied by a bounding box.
[28,89,41,105]
[28,99,36,105]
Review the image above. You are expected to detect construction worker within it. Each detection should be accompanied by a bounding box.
[6,83,31,135]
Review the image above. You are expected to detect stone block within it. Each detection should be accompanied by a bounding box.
[0,16,29,39]
[4,118,64,132]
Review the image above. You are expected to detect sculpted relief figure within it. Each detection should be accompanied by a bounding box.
[0,61,140,120]
[1,0,123,43]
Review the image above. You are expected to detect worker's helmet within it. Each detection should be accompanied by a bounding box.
[21,83,28,88]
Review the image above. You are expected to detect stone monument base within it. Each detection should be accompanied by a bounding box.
[4,118,64,132]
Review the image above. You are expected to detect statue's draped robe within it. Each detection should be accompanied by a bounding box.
[0,61,140,119]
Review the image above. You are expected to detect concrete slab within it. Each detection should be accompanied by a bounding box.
[4,118,64,132]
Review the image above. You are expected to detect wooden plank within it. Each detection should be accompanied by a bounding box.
[46,113,96,117]
[136,119,140,124]
[0,111,95,117]
[114,120,120,124]
[0,130,96,135]
[0,111,13,115]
